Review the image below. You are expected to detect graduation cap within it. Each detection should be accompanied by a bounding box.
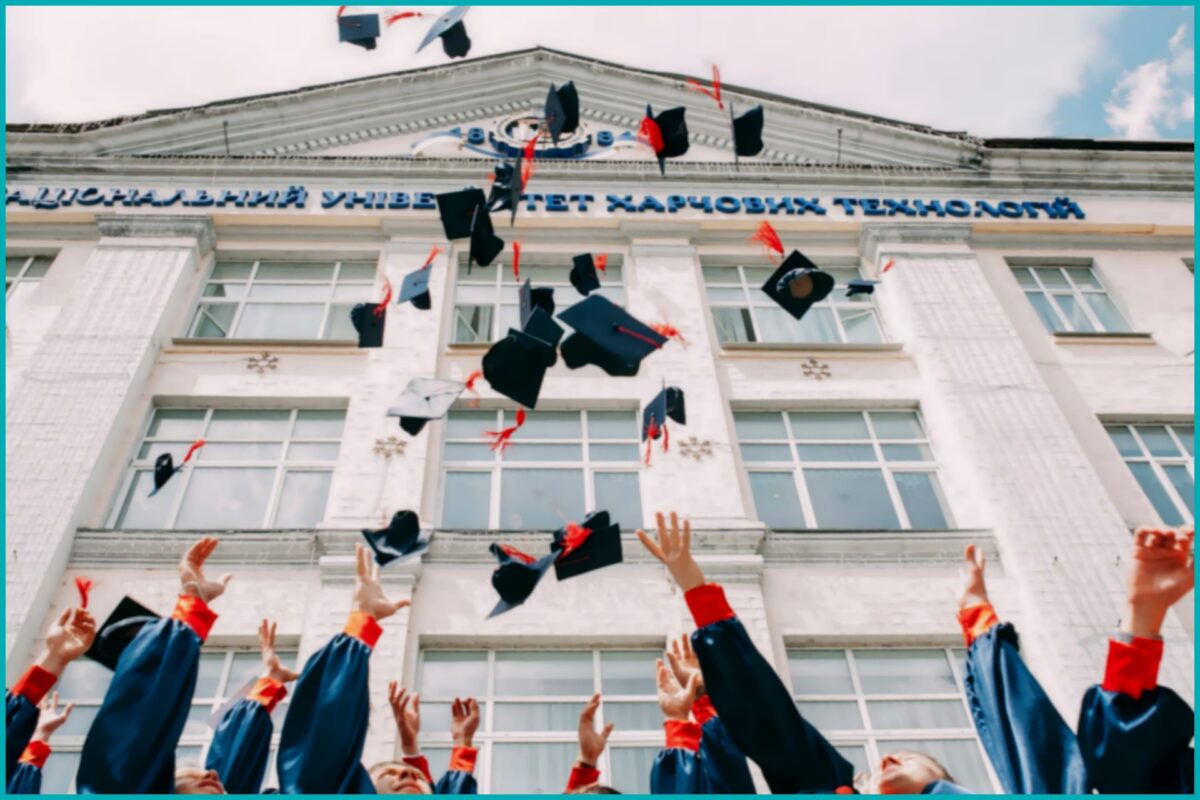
[149,440,205,497]
[417,5,471,58]
[85,596,160,671]
[761,251,835,321]
[487,160,523,225]
[482,329,555,409]
[469,206,504,270]
[543,82,580,145]
[551,511,623,581]
[569,254,604,297]
[350,302,386,347]
[488,543,557,618]
[558,295,667,377]
[846,278,880,298]
[436,188,487,241]
[362,510,429,566]
[387,377,466,436]
[338,13,381,50]
[642,386,686,464]
[519,279,556,327]
[639,105,689,176]
[730,103,765,160]
[398,267,432,310]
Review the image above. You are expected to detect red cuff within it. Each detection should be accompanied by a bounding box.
[664,719,702,752]
[402,755,433,784]
[691,694,717,726]
[248,677,288,712]
[684,583,736,629]
[1102,636,1164,700]
[956,603,1000,647]
[448,746,478,774]
[11,665,57,705]
[567,764,601,791]
[835,786,855,794]
[344,611,383,649]
[171,595,218,643]
[19,740,51,769]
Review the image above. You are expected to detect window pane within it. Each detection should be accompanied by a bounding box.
[325,303,358,339]
[789,650,854,694]
[707,287,747,303]
[588,411,637,440]
[494,651,592,696]
[441,472,491,528]
[444,443,495,461]
[1136,426,1182,457]
[805,469,900,529]
[1025,292,1064,333]
[600,651,658,694]
[1106,425,1141,457]
[499,469,584,529]
[191,303,236,337]
[515,410,581,439]
[494,702,579,731]
[208,410,290,440]
[702,266,741,283]
[256,262,335,281]
[491,743,575,794]
[1065,267,1102,288]
[755,306,806,343]
[894,472,950,529]
[274,471,332,528]
[1033,268,1069,288]
[234,303,324,339]
[743,266,775,285]
[1051,293,1094,332]
[247,283,331,300]
[1083,293,1130,332]
[203,283,247,298]
[868,699,968,730]
[228,651,295,695]
[795,307,840,343]
[741,444,793,462]
[293,410,346,438]
[713,307,754,343]
[420,652,488,697]
[734,412,787,439]
[175,468,274,528]
[1162,465,1194,516]
[748,472,805,530]
[197,442,282,461]
[796,444,876,462]
[446,411,497,439]
[854,650,957,694]
[790,412,869,440]
[593,472,642,530]
[840,308,884,343]
[115,471,177,529]
[56,703,101,736]
[882,444,933,462]
[1127,462,1185,526]
[338,262,379,281]
[332,284,372,300]
[590,443,640,461]
[835,745,869,775]
[286,442,340,461]
[420,702,454,735]
[609,747,658,794]
[1174,425,1194,455]
[6,256,28,277]
[195,652,227,698]
[211,261,253,280]
[886,740,991,794]
[604,702,661,731]
[57,659,113,698]
[41,752,81,794]
[501,443,582,461]
[871,411,925,440]
[147,409,206,439]
[797,700,864,730]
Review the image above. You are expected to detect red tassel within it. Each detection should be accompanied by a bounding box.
[500,545,536,565]
[638,117,664,154]
[685,66,724,110]
[594,253,608,273]
[512,242,521,281]
[422,246,442,270]
[750,221,785,260]
[182,439,206,464]
[882,258,895,273]
[651,322,688,346]
[558,523,593,559]
[75,577,93,609]
[337,5,347,17]
[644,417,660,466]
[520,159,534,190]
[615,325,665,349]
[644,438,653,466]
[663,421,669,454]
[465,369,482,391]
[485,408,526,452]
[374,281,392,316]
[523,134,539,163]
[385,11,423,25]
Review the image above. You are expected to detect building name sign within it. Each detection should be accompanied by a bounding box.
[6,185,1086,220]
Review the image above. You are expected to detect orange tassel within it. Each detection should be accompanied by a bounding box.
[373,281,392,316]
[882,258,895,273]
[385,11,423,25]
[75,577,93,609]
[485,408,527,452]
[337,5,347,16]
[182,439,206,464]
[594,253,608,273]
[651,322,687,347]
[685,65,724,110]
[644,417,660,466]
[512,241,521,281]
[500,545,536,565]
[750,221,784,260]
[422,246,442,270]
[638,117,664,153]
[465,369,482,392]
[558,522,593,558]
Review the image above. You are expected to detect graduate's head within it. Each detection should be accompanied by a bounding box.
[869,750,954,794]
[174,767,226,794]
[369,761,434,794]
[567,785,622,794]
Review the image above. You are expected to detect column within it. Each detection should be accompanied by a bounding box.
[5,215,213,676]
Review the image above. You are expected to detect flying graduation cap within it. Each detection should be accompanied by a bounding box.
[150,440,205,497]
[558,295,667,377]
[762,251,835,321]
[520,278,556,324]
[482,284,564,409]
[337,11,382,50]
[488,543,557,618]
[642,386,686,464]
[85,596,161,671]
[398,267,432,310]
[387,377,467,436]
[435,188,505,270]
[730,103,765,161]
[487,160,523,225]
[543,82,580,145]
[417,5,471,58]
[638,105,690,176]
[551,511,623,581]
[569,253,606,297]
[846,278,880,298]
[362,510,429,566]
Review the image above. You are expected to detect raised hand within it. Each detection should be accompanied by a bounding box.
[258,619,299,683]
[656,658,700,722]
[958,544,990,610]
[33,692,74,743]
[451,697,481,748]
[179,537,232,603]
[636,511,705,591]
[354,544,411,621]
[1125,526,1195,638]
[576,693,614,767]
[666,633,705,697]
[40,607,97,675]
[388,682,421,756]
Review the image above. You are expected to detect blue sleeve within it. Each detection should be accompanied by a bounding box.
[698,716,755,794]
[206,698,274,795]
[1077,684,1194,794]
[692,617,854,793]
[650,747,706,795]
[922,779,974,794]
[433,770,478,795]
[276,633,375,794]
[963,622,1087,794]
[6,694,39,782]
[6,762,42,795]
[76,617,203,794]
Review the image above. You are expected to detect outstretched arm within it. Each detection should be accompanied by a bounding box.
[433,696,481,795]
[649,655,706,795]
[567,693,613,792]
[7,693,74,794]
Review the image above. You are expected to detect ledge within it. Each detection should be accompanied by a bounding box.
[720,342,907,356]
[762,528,996,563]
[1053,332,1155,345]
[447,342,491,354]
[168,337,361,352]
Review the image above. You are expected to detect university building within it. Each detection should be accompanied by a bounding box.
[4,48,1194,792]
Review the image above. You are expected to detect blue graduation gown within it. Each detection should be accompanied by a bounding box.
[206,696,277,795]
[962,620,1087,794]
[433,768,477,795]
[6,693,41,783]
[6,761,43,795]
[407,749,479,795]
[1078,683,1194,793]
[650,715,755,794]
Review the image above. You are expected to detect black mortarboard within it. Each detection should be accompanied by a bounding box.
[398,267,432,310]
[558,295,666,377]
[152,453,178,496]
[338,13,381,50]
[642,386,686,442]
[644,104,689,176]
[482,330,555,408]
[569,254,602,296]
[846,278,880,298]
[488,543,557,618]
[487,161,522,225]
[436,188,487,241]
[86,596,160,671]
[350,302,385,347]
[519,279,556,327]
[551,513,622,581]
[387,377,466,436]
[730,103,765,158]
[544,82,580,145]
[417,6,471,58]
[469,204,505,269]
[761,251,835,321]
[362,510,429,566]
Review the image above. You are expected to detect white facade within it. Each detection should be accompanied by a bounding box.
[4,48,1194,793]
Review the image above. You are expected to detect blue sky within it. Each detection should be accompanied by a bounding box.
[4,5,1195,140]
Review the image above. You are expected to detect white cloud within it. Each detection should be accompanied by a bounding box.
[1104,22,1194,138]
[6,6,1121,137]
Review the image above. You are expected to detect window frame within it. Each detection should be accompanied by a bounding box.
[1105,422,1194,525]
[1011,263,1130,334]
[5,253,54,308]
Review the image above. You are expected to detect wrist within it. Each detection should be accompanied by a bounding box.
[1123,602,1168,639]
[35,650,70,677]
[452,736,474,749]
[400,739,420,757]
[576,755,597,769]
[671,560,706,592]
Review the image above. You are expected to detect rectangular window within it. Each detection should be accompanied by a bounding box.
[787,647,996,792]
[44,646,298,793]
[452,256,625,344]
[112,408,344,530]
[1106,423,1194,525]
[736,410,951,530]
[1012,264,1130,334]
[417,649,661,793]
[704,261,883,345]
[188,258,378,341]
[441,410,643,530]
[5,254,54,314]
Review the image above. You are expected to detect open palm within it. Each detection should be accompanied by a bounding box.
[1129,527,1195,609]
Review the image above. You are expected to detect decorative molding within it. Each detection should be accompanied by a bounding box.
[801,357,832,380]
[859,222,973,263]
[95,214,215,255]
[677,436,715,462]
[245,352,278,375]
[373,436,407,459]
